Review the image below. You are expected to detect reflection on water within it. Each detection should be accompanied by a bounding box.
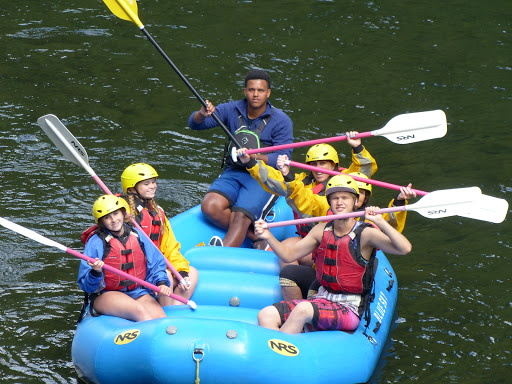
[1,0,511,383]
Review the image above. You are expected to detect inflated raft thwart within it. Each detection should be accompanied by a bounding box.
[72,197,398,384]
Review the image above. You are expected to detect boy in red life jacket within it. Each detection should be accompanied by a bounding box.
[121,163,198,306]
[255,174,412,334]
[77,195,173,322]
[278,171,417,301]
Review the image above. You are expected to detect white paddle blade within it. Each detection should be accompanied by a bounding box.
[408,187,481,219]
[37,114,89,167]
[0,217,67,251]
[374,110,447,144]
[457,194,509,224]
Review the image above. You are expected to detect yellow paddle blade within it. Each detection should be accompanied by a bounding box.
[103,0,143,28]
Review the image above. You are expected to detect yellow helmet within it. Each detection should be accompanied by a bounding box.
[325,174,359,199]
[349,172,372,196]
[121,163,159,193]
[305,144,339,166]
[92,195,130,223]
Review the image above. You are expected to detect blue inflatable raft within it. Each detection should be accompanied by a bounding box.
[72,197,398,384]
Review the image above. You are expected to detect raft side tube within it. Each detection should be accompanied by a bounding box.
[150,317,382,384]
[192,270,282,308]
[184,246,280,275]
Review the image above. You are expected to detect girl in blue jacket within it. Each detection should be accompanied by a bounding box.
[77,195,172,322]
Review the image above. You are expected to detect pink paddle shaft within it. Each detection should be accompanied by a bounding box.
[266,206,406,228]
[92,174,112,195]
[288,160,428,197]
[91,175,185,284]
[66,247,189,305]
[244,131,373,155]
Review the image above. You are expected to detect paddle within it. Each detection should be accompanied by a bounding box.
[233,109,447,159]
[286,159,429,196]
[0,217,197,309]
[37,114,187,286]
[264,187,488,228]
[101,0,241,148]
[279,159,508,223]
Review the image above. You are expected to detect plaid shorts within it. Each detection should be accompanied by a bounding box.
[273,297,361,331]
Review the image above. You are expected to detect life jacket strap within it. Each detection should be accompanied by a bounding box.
[323,258,337,266]
[121,262,134,270]
[322,274,337,283]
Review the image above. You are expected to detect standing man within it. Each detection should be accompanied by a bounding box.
[188,69,293,248]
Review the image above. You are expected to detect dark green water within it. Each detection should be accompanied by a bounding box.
[1,1,510,382]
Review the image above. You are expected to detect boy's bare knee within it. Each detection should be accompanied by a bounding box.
[258,306,279,328]
[293,301,314,319]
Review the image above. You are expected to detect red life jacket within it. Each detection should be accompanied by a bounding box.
[312,221,375,294]
[124,194,165,248]
[294,177,330,237]
[96,226,147,291]
[138,206,165,247]
[81,224,98,244]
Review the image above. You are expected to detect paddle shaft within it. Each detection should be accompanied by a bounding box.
[0,216,192,306]
[265,207,403,228]
[66,248,190,305]
[287,160,428,196]
[243,132,369,155]
[128,216,185,284]
[105,0,240,147]
[139,29,241,148]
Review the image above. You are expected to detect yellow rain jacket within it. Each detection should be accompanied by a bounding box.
[159,212,190,274]
[247,145,408,233]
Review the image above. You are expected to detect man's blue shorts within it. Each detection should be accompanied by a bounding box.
[208,167,273,222]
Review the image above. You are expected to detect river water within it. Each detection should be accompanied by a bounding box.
[1,1,510,383]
